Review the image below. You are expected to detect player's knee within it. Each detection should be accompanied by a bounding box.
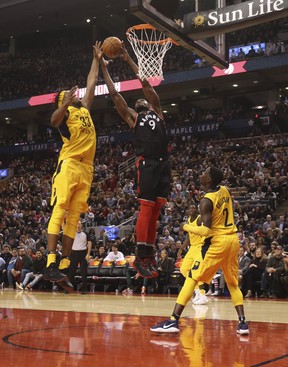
[48,206,67,235]
[64,210,81,238]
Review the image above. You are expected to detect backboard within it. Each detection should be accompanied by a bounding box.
[129,0,229,69]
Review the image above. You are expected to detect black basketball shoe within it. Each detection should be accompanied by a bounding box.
[44,263,74,292]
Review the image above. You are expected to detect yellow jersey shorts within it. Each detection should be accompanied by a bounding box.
[50,158,94,213]
[180,245,203,278]
[190,233,239,287]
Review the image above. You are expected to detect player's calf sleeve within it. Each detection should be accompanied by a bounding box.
[227,283,244,306]
[48,206,67,235]
[146,198,164,245]
[63,210,81,238]
[136,200,154,243]
[176,276,198,306]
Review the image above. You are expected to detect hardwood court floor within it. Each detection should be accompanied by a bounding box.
[0,289,287,367]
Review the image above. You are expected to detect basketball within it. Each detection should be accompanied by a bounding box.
[102,36,122,58]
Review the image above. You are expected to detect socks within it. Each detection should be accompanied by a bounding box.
[171,313,180,321]
[47,253,56,267]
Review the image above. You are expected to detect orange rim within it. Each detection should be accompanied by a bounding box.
[126,23,179,46]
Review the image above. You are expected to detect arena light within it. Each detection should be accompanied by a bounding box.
[193,89,199,93]
[232,84,238,87]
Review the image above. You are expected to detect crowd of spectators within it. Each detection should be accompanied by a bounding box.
[1,132,288,296]
[1,16,288,296]
[0,19,287,102]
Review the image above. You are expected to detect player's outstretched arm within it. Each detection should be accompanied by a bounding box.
[99,49,136,128]
[81,41,101,110]
[183,199,212,237]
[121,44,163,118]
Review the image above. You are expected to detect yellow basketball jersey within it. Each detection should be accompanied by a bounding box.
[58,105,96,163]
[204,185,237,236]
[188,215,204,247]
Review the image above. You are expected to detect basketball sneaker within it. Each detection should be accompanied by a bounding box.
[192,289,201,304]
[44,263,73,292]
[150,319,179,333]
[237,321,250,335]
[133,257,154,278]
[193,294,209,305]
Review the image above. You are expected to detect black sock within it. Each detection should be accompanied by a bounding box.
[136,244,148,258]
[171,313,180,321]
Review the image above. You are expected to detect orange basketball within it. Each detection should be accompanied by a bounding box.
[102,36,122,58]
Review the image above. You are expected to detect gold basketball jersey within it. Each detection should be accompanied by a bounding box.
[204,185,237,236]
[188,215,204,247]
[58,105,96,163]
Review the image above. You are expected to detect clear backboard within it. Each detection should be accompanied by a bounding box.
[129,0,229,69]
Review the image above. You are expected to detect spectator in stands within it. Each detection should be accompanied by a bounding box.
[268,241,278,259]
[251,187,265,201]
[161,229,175,243]
[93,245,107,262]
[1,244,12,265]
[6,248,18,288]
[279,228,288,249]
[238,48,246,60]
[277,215,288,232]
[17,250,46,290]
[247,45,257,58]
[104,243,124,262]
[265,186,277,209]
[0,257,6,288]
[277,255,288,297]
[43,41,101,292]
[106,207,116,225]
[238,247,251,289]
[242,247,267,298]
[12,247,33,289]
[246,241,257,259]
[156,249,174,293]
[260,244,285,298]
[263,214,272,232]
[230,49,237,62]
[98,228,109,248]
[85,206,95,226]
[122,269,149,295]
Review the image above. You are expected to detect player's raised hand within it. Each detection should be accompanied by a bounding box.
[93,41,103,60]
[63,86,78,105]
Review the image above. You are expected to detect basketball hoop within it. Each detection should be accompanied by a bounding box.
[126,24,175,81]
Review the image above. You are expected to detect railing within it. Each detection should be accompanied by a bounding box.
[118,156,136,178]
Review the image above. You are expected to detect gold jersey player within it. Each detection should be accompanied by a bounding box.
[151,165,249,335]
[179,205,208,305]
[97,43,170,278]
[44,42,100,291]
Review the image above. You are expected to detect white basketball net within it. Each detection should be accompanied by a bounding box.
[126,24,173,81]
